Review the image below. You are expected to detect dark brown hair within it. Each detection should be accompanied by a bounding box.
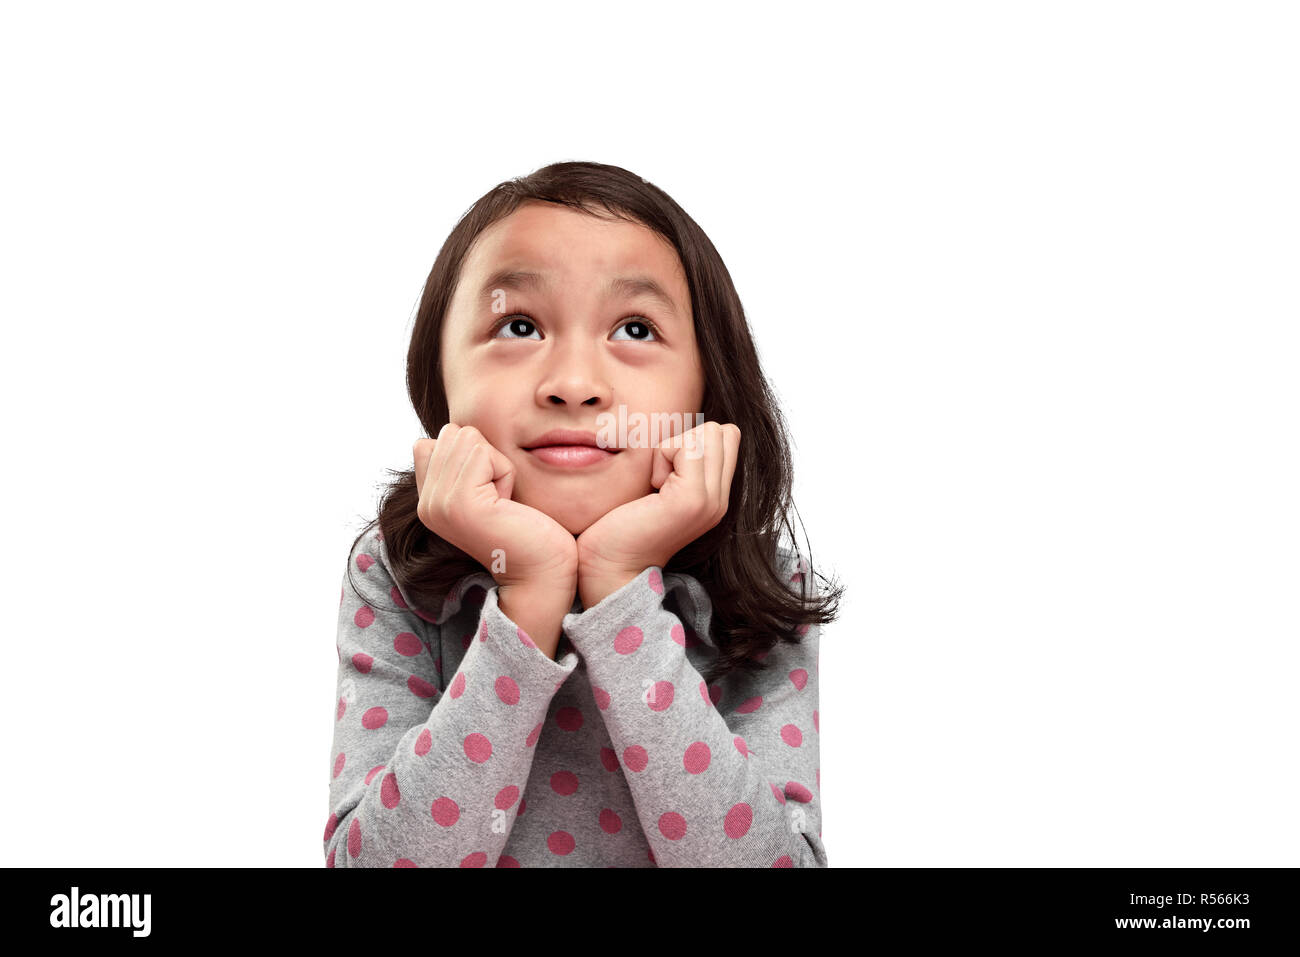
[347,160,841,685]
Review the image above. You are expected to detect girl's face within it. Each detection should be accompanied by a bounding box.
[440,200,706,535]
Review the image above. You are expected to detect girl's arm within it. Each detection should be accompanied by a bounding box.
[325,528,578,867]
[563,554,826,867]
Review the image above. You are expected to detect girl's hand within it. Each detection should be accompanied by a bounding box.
[413,424,579,592]
[575,421,741,607]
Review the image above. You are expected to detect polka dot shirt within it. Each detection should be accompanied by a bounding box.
[324,526,825,867]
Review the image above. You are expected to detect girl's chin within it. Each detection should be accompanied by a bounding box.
[516,495,626,536]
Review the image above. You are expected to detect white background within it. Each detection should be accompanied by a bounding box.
[2,1,1295,867]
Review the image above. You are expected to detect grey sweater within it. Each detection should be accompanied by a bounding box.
[324,526,826,867]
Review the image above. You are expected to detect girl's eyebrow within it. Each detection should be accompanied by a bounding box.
[476,267,682,318]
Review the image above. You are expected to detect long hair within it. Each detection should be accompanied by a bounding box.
[347,160,842,685]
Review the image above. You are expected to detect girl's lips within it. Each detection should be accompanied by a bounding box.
[526,445,619,468]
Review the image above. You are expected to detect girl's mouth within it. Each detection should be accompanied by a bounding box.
[526,445,620,469]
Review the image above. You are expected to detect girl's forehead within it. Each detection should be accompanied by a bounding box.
[456,210,692,322]
[471,202,686,280]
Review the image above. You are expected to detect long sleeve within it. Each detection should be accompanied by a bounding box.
[562,559,825,868]
[325,532,579,867]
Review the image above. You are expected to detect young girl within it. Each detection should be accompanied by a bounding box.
[324,161,842,867]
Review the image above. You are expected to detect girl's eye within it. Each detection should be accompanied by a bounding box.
[493,316,542,340]
[611,318,659,342]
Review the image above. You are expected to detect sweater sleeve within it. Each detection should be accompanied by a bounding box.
[324,533,579,868]
[562,561,826,868]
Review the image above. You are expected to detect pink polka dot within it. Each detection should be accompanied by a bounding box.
[734,736,751,758]
[599,808,622,834]
[347,817,362,858]
[614,626,643,654]
[495,785,519,810]
[394,632,422,656]
[599,747,619,772]
[479,619,488,642]
[781,723,803,747]
[556,706,583,730]
[327,847,336,868]
[658,812,687,840]
[356,553,375,572]
[460,852,487,868]
[796,623,810,636]
[518,798,526,816]
[431,797,460,826]
[709,684,723,706]
[414,729,431,756]
[648,680,674,711]
[381,772,401,808]
[449,672,466,699]
[390,585,408,609]
[670,624,685,645]
[496,856,520,868]
[698,681,709,705]
[593,687,611,710]
[362,706,388,730]
[365,765,385,785]
[724,802,753,838]
[550,770,579,796]
[789,668,808,690]
[495,675,519,705]
[785,781,813,803]
[814,710,819,732]
[332,753,345,778]
[323,813,338,842]
[548,831,575,855]
[336,697,346,721]
[525,722,542,747]
[683,741,711,774]
[408,675,436,698]
[354,606,375,629]
[737,695,763,714]
[352,652,373,674]
[394,858,416,867]
[464,732,492,763]
[648,568,663,594]
[622,745,648,772]
[769,782,786,804]
[517,626,536,649]
[772,856,793,868]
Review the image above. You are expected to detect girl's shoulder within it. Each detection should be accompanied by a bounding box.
[342,524,423,619]
[346,524,394,579]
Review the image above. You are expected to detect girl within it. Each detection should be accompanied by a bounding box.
[324,161,842,867]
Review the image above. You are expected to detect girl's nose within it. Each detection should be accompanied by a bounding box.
[539,374,612,407]
[536,344,612,408]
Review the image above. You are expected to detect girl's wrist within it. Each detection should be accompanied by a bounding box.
[578,565,647,610]
[497,576,578,610]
